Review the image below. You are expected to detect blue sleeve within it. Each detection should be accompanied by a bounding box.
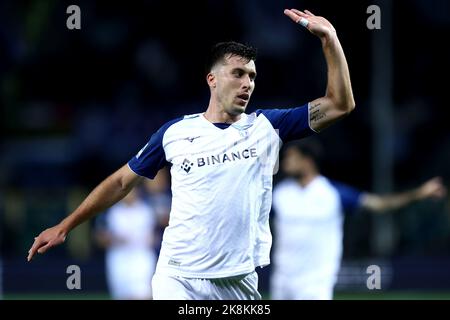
[330,180,364,215]
[256,104,316,142]
[128,117,182,179]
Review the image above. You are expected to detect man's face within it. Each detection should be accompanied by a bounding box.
[209,54,256,116]
[282,147,308,178]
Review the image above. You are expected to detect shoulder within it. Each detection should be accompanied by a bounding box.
[254,108,284,123]
[273,178,298,197]
[273,179,297,208]
[274,178,297,190]
[328,179,362,197]
[161,113,201,133]
[254,104,309,120]
[154,113,202,140]
[313,176,341,199]
[327,178,364,210]
[320,176,338,190]
[253,104,315,142]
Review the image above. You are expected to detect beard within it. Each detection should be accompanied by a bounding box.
[285,170,304,180]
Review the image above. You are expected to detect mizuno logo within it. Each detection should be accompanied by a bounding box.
[185,136,201,143]
[168,259,181,266]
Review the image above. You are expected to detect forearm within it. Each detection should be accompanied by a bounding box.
[321,33,355,111]
[60,167,141,234]
[27,164,143,261]
[308,32,356,131]
[283,9,355,131]
[362,190,420,213]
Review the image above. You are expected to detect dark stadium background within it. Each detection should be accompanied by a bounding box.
[1,0,450,299]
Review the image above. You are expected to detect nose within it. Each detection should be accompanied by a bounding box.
[241,75,252,91]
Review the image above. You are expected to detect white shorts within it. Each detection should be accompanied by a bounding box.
[152,271,261,300]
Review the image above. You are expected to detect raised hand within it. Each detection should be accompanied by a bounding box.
[284,9,336,40]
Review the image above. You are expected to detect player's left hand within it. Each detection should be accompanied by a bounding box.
[27,224,67,261]
[284,9,336,40]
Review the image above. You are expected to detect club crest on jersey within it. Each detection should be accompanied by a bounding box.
[239,130,249,138]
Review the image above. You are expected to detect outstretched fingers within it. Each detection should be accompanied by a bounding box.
[284,9,301,23]
[27,226,67,261]
[291,9,309,18]
[284,9,311,27]
[37,242,53,254]
[27,238,44,261]
[284,9,317,27]
[27,236,55,261]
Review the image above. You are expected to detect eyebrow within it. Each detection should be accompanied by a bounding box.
[232,67,257,78]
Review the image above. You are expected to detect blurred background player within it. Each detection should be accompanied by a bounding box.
[142,167,171,251]
[94,169,170,300]
[270,139,447,300]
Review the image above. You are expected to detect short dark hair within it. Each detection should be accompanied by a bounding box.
[205,41,257,74]
[284,138,324,168]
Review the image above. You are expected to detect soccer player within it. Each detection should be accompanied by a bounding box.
[27,9,355,299]
[94,187,166,300]
[270,139,447,300]
[94,168,170,299]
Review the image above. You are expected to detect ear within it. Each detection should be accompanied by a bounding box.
[207,72,216,89]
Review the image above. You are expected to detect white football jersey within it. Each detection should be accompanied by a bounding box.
[103,200,157,299]
[271,176,362,297]
[129,105,313,278]
[105,200,157,250]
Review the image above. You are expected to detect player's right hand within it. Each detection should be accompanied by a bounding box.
[417,176,447,200]
[284,9,336,40]
[27,225,67,261]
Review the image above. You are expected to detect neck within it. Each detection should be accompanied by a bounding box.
[124,199,136,206]
[297,170,319,187]
[204,97,241,124]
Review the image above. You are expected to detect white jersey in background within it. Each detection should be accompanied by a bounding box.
[104,199,158,299]
[271,175,362,300]
[128,105,314,279]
